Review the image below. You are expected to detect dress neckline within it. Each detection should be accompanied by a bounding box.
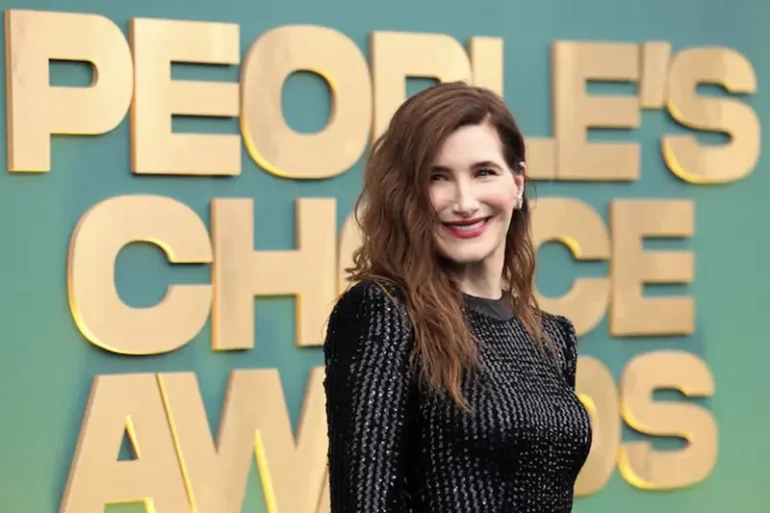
[462,292,515,321]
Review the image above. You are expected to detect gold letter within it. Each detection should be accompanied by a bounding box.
[574,356,620,496]
[5,10,133,172]
[531,198,610,336]
[610,200,694,336]
[525,138,558,181]
[639,42,671,109]
[663,47,759,183]
[552,41,640,180]
[68,195,212,354]
[468,36,503,96]
[130,18,240,175]
[211,198,336,349]
[241,25,371,180]
[371,31,472,138]
[158,368,327,513]
[619,351,717,490]
[60,374,188,513]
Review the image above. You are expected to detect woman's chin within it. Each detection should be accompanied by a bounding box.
[439,248,490,266]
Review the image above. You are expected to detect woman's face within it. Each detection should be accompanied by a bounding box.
[429,122,524,268]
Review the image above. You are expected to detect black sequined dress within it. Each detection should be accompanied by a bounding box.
[323,280,592,513]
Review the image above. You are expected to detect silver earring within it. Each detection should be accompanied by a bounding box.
[515,193,524,210]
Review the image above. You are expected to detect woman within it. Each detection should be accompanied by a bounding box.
[323,82,592,513]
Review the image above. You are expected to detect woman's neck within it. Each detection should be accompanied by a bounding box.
[450,261,503,299]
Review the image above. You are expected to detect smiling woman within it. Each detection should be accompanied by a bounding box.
[429,123,524,283]
[323,81,592,513]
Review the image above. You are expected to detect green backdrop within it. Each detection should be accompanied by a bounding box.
[1,0,768,512]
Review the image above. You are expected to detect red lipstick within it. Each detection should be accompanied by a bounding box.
[442,217,490,239]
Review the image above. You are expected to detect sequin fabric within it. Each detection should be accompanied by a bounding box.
[323,280,592,513]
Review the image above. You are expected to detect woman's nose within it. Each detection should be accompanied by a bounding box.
[451,181,479,216]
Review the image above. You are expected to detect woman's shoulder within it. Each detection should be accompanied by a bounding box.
[338,278,406,304]
[540,311,578,349]
[540,311,579,387]
[325,279,414,358]
[330,278,411,326]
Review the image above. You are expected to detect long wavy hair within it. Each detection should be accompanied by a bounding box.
[348,81,548,409]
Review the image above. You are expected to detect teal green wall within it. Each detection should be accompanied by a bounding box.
[1,0,769,512]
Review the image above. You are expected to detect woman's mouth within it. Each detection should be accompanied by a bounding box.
[442,217,491,239]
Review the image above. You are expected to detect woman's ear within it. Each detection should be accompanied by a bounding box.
[514,163,525,190]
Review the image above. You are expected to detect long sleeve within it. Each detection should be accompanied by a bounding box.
[323,280,416,513]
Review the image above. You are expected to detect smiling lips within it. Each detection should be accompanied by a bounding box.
[442,217,491,239]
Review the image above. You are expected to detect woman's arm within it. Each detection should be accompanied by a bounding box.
[323,281,416,512]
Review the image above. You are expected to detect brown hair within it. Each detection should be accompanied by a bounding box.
[348,81,548,409]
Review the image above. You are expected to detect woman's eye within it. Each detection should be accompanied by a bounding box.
[477,168,496,177]
[430,174,446,181]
